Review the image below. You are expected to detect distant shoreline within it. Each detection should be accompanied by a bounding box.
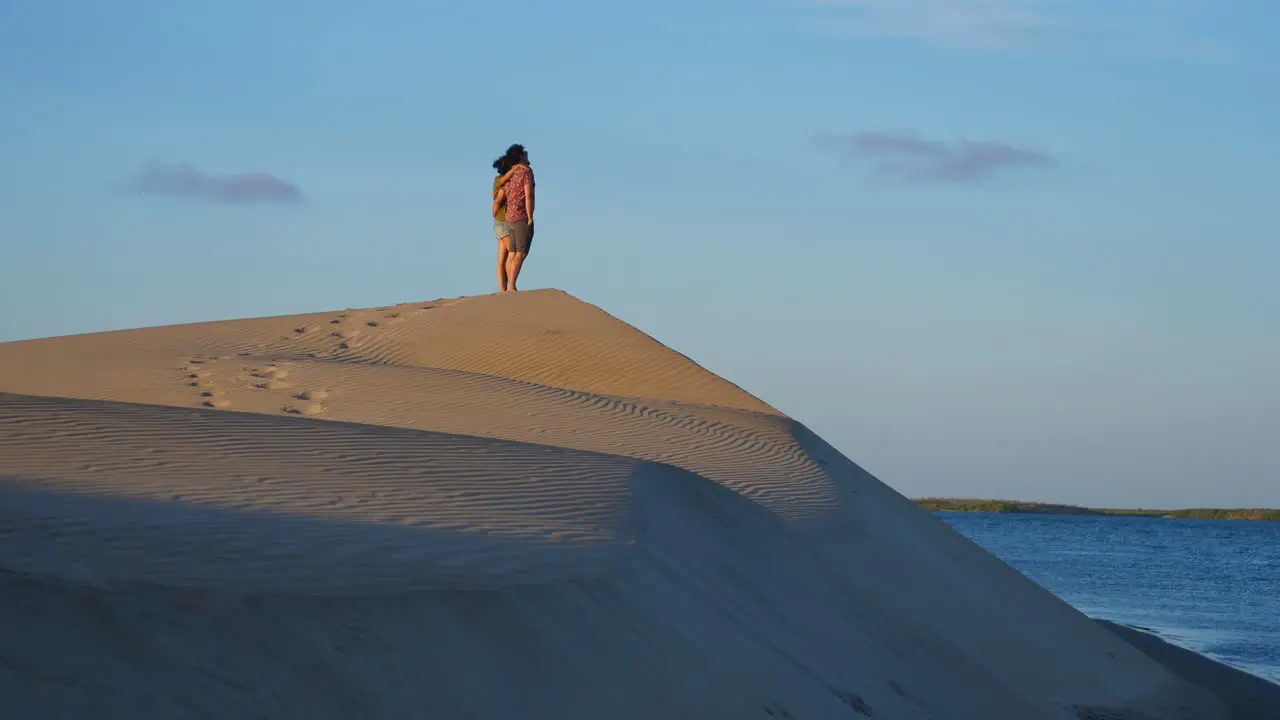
[914,498,1280,522]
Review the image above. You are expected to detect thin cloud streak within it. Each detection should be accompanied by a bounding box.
[800,0,1230,57]
[119,162,303,205]
[816,131,1058,184]
[803,0,1075,50]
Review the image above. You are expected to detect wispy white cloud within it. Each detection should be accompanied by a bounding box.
[814,130,1058,184]
[800,0,1232,57]
[118,162,304,206]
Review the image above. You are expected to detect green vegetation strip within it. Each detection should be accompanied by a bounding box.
[913,499,1280,521]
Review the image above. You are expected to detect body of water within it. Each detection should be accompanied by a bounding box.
[938,512,1280,684]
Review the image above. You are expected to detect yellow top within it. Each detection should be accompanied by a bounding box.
[492,176,506,222]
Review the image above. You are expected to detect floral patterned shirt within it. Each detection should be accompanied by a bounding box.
[503,165,534,223]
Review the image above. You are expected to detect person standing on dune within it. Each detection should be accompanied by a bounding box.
[492,144,534,292]
[491,155,522,292]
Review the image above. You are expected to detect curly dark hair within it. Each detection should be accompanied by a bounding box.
[493,143,527,174]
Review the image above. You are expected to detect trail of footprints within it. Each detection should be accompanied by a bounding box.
[286,300,447,358]
[178,299,460,418]
[180,357,326,417]
[183,357,233,409]
[178,300,454,418]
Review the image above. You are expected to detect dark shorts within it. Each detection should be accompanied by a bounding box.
[508,221,534,253]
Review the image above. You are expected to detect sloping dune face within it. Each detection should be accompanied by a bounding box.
[0,290,1224,719]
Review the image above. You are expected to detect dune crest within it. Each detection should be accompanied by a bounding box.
[0,290,1231,718]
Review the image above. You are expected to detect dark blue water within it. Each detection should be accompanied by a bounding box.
[938,512,1280,683]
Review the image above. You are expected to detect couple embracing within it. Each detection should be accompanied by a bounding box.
[491,144,535,293]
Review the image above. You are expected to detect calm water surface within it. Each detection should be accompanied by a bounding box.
[938,512,1280,683]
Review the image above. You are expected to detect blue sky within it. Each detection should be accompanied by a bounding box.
[2,0,1277,507]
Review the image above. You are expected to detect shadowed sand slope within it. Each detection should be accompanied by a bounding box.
[1099,621,1280,720]
[0,290,1238,719]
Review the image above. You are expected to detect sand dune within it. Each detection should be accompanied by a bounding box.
[0,290,1242,718]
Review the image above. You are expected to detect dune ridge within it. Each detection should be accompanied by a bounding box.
[0,290,1238,718]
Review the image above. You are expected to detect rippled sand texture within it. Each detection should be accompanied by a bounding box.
[0,290,1230,719]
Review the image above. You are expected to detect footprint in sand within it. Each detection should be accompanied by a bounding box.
[202,398,231,409]
[402,304,436,316]
[184,361,221,393]
[332,328,360,339]
[250,366,289,379]
[298,389,328,401]
[255,379,292,390]
[285,402,324,416]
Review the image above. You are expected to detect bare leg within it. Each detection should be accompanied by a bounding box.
[496,237,511,292]
[505,251,527,292]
